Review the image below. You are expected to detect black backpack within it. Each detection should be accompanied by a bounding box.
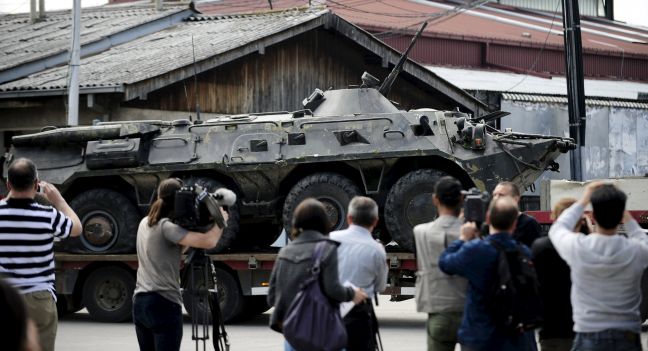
[487,240,544,335]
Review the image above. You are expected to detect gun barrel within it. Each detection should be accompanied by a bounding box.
[378,21,428,96]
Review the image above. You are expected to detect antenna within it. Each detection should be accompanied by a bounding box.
[378,21,428,97]
[191,35,201,122]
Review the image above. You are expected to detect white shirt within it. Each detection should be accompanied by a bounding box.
[549,203,648,333]
[330,224,388,297]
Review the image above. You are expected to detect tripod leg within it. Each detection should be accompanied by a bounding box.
[207,259,230,351]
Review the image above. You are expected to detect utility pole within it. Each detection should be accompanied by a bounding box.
[39,0,45,19]
[562,0,586,181]
[30,0,37,23]
[67,0,81,126]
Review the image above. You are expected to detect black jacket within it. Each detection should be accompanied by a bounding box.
[531,236,574,340]
[268,230,354,332]
[513,213,542,248]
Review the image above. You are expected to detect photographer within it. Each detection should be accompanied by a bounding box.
[438,196,536,351]
[0,158,81,351]
[493,181,542,247]
[549,182,648,351]
[132,178,226,351]
[413,176,467,351]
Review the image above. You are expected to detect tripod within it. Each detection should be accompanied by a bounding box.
[183,249,230,351]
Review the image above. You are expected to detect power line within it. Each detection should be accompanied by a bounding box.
[369,0,494,39]
[503,0,561,92]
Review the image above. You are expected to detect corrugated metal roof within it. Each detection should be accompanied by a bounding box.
[0,7,489,116]
[0,5,189,73]
[197,0,648,55]
[0,9,328,93]
[195,0,648,81]
[501,93,648,109]
[426,65,648,100]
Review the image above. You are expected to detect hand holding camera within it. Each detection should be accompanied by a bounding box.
[460,222,480,241]
[38,181,65,208]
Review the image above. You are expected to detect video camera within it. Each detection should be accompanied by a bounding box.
[172,184,236,231]
[462,187,490,224]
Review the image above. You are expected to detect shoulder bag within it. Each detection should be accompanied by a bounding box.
[283,241,348,351]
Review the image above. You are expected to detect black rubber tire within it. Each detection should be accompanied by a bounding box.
[282,173,361,234]
[182,265,245,324]
[82,266,135,323]
[182,177,240,253]
[384,169,447,252]
[62,189,140,254]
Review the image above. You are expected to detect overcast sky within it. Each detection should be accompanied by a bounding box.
[0,0,647,27]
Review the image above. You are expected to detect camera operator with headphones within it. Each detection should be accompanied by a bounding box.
[132,178,227,351]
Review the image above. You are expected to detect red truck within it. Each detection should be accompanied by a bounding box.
[54,249,417,323]
[48,178,648,323]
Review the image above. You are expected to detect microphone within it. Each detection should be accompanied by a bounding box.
[212,188,237,207]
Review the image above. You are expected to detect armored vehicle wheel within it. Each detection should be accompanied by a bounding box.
[63,189,139,254]
[384,169,447,252]
[82,266,135,323]
[181,177,240,253]
[282,173,361,234]
[182,265,245,323]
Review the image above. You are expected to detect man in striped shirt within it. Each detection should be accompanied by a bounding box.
[1,158,81,351]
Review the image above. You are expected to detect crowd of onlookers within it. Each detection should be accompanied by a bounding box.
[1,157,647,351]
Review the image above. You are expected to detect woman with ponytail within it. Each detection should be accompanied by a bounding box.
[132,178,226,351]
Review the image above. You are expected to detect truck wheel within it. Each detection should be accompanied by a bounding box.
[384,169,447,252]
[82,266,135,323]
[181,177,240,253]
[63,189,139,254]
[283,173,360,234]
[182,265,245,323]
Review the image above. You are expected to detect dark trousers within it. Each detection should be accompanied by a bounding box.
[133,292,183,351]
[343,301,375,351]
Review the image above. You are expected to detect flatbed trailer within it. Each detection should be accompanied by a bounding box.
[54,250,417,323]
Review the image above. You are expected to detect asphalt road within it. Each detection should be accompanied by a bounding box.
[56,296,648,351]
[56,296,426,351]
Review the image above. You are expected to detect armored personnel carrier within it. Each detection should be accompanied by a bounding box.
[1,25,575,253]
[2,81,574,253]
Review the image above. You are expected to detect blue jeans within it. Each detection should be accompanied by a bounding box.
[571,330,641,351]
[133,292,183,351]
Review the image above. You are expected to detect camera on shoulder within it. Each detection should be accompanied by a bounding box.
[172,184,236,231]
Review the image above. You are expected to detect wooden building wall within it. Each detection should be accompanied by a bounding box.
[125,28,461,114]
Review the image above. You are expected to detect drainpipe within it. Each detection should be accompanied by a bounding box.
[67,0,81,126]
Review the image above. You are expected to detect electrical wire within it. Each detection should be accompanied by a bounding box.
[0,0,30,17]
[502,0,561,92]
[369,0,494,39]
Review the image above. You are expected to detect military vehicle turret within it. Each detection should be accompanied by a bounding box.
[1,24,575,253]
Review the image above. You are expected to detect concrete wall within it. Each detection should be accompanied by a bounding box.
[501,99,648,195]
